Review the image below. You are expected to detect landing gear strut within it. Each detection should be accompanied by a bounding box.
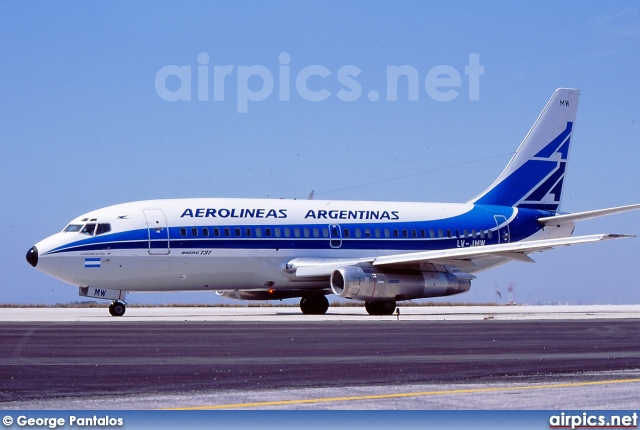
[109,301,126,317]
[365,300,396,316]
[300,295,329,315]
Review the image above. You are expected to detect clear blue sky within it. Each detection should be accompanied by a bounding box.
[2,1,639,305]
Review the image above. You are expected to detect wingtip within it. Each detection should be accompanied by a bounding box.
[603,234,636,239]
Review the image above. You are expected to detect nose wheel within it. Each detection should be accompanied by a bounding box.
[109,301,126,317]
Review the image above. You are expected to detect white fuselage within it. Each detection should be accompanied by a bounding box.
[31,198,570,293]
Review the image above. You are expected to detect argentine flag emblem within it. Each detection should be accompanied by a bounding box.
[84,257,101,268]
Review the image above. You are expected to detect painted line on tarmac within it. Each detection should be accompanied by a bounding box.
[169,378,640,410]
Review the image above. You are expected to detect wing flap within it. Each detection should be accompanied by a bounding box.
[287,257,374,278]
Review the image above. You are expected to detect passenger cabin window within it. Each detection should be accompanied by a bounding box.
[180,228,187,237]
[203,228,209,237]
[192,228,198,237]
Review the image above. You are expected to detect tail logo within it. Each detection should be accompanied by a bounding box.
[473,121,573,212]
[517,121,573,210]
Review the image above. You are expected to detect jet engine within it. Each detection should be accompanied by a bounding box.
[330,265,472,302]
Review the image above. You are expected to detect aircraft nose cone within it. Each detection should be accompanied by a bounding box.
[26,246,38,267]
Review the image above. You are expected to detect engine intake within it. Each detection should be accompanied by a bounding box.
[330,265,471,301]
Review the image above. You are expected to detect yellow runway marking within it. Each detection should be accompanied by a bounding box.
[168,378,640,410]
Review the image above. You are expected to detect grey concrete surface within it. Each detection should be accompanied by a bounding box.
[1,312,639,410]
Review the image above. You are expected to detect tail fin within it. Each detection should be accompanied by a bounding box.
[470,88,580,212]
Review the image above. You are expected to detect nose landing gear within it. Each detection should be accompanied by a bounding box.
[109,301,126,317]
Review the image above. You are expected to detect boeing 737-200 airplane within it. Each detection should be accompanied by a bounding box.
[26,88,640,316]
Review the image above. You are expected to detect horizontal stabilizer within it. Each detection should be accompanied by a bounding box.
[538,203,640,226]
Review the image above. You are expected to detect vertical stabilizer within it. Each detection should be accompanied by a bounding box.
[470,88,580,211]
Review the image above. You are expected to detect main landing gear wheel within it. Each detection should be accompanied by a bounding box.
[365,301,396,316]
[109,301,126,317]
[300,295,329,315]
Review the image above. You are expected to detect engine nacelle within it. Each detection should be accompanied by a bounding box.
[330,266,471,302]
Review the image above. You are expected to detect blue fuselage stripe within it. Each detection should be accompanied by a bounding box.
[43,206,551,255]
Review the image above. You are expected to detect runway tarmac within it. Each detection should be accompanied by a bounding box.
[1,306,640,409]
[2,304,640,321]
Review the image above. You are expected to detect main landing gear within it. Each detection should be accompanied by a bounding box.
[300,295,330,315]
[364,300,397,316]
[109,301,126,317]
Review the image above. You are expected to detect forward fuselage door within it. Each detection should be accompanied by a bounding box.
[144,209,170,255]
[494,215,510,244]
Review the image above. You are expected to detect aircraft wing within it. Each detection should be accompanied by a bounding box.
[290,234,633,277]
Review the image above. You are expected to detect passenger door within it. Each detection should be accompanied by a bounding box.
[144,209,170,255]
[494,215,510,244]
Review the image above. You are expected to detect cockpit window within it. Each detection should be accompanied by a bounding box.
[81,223,96,235]
[64,224,83,233]
[64,223,111,235]
[95,223,111,235]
